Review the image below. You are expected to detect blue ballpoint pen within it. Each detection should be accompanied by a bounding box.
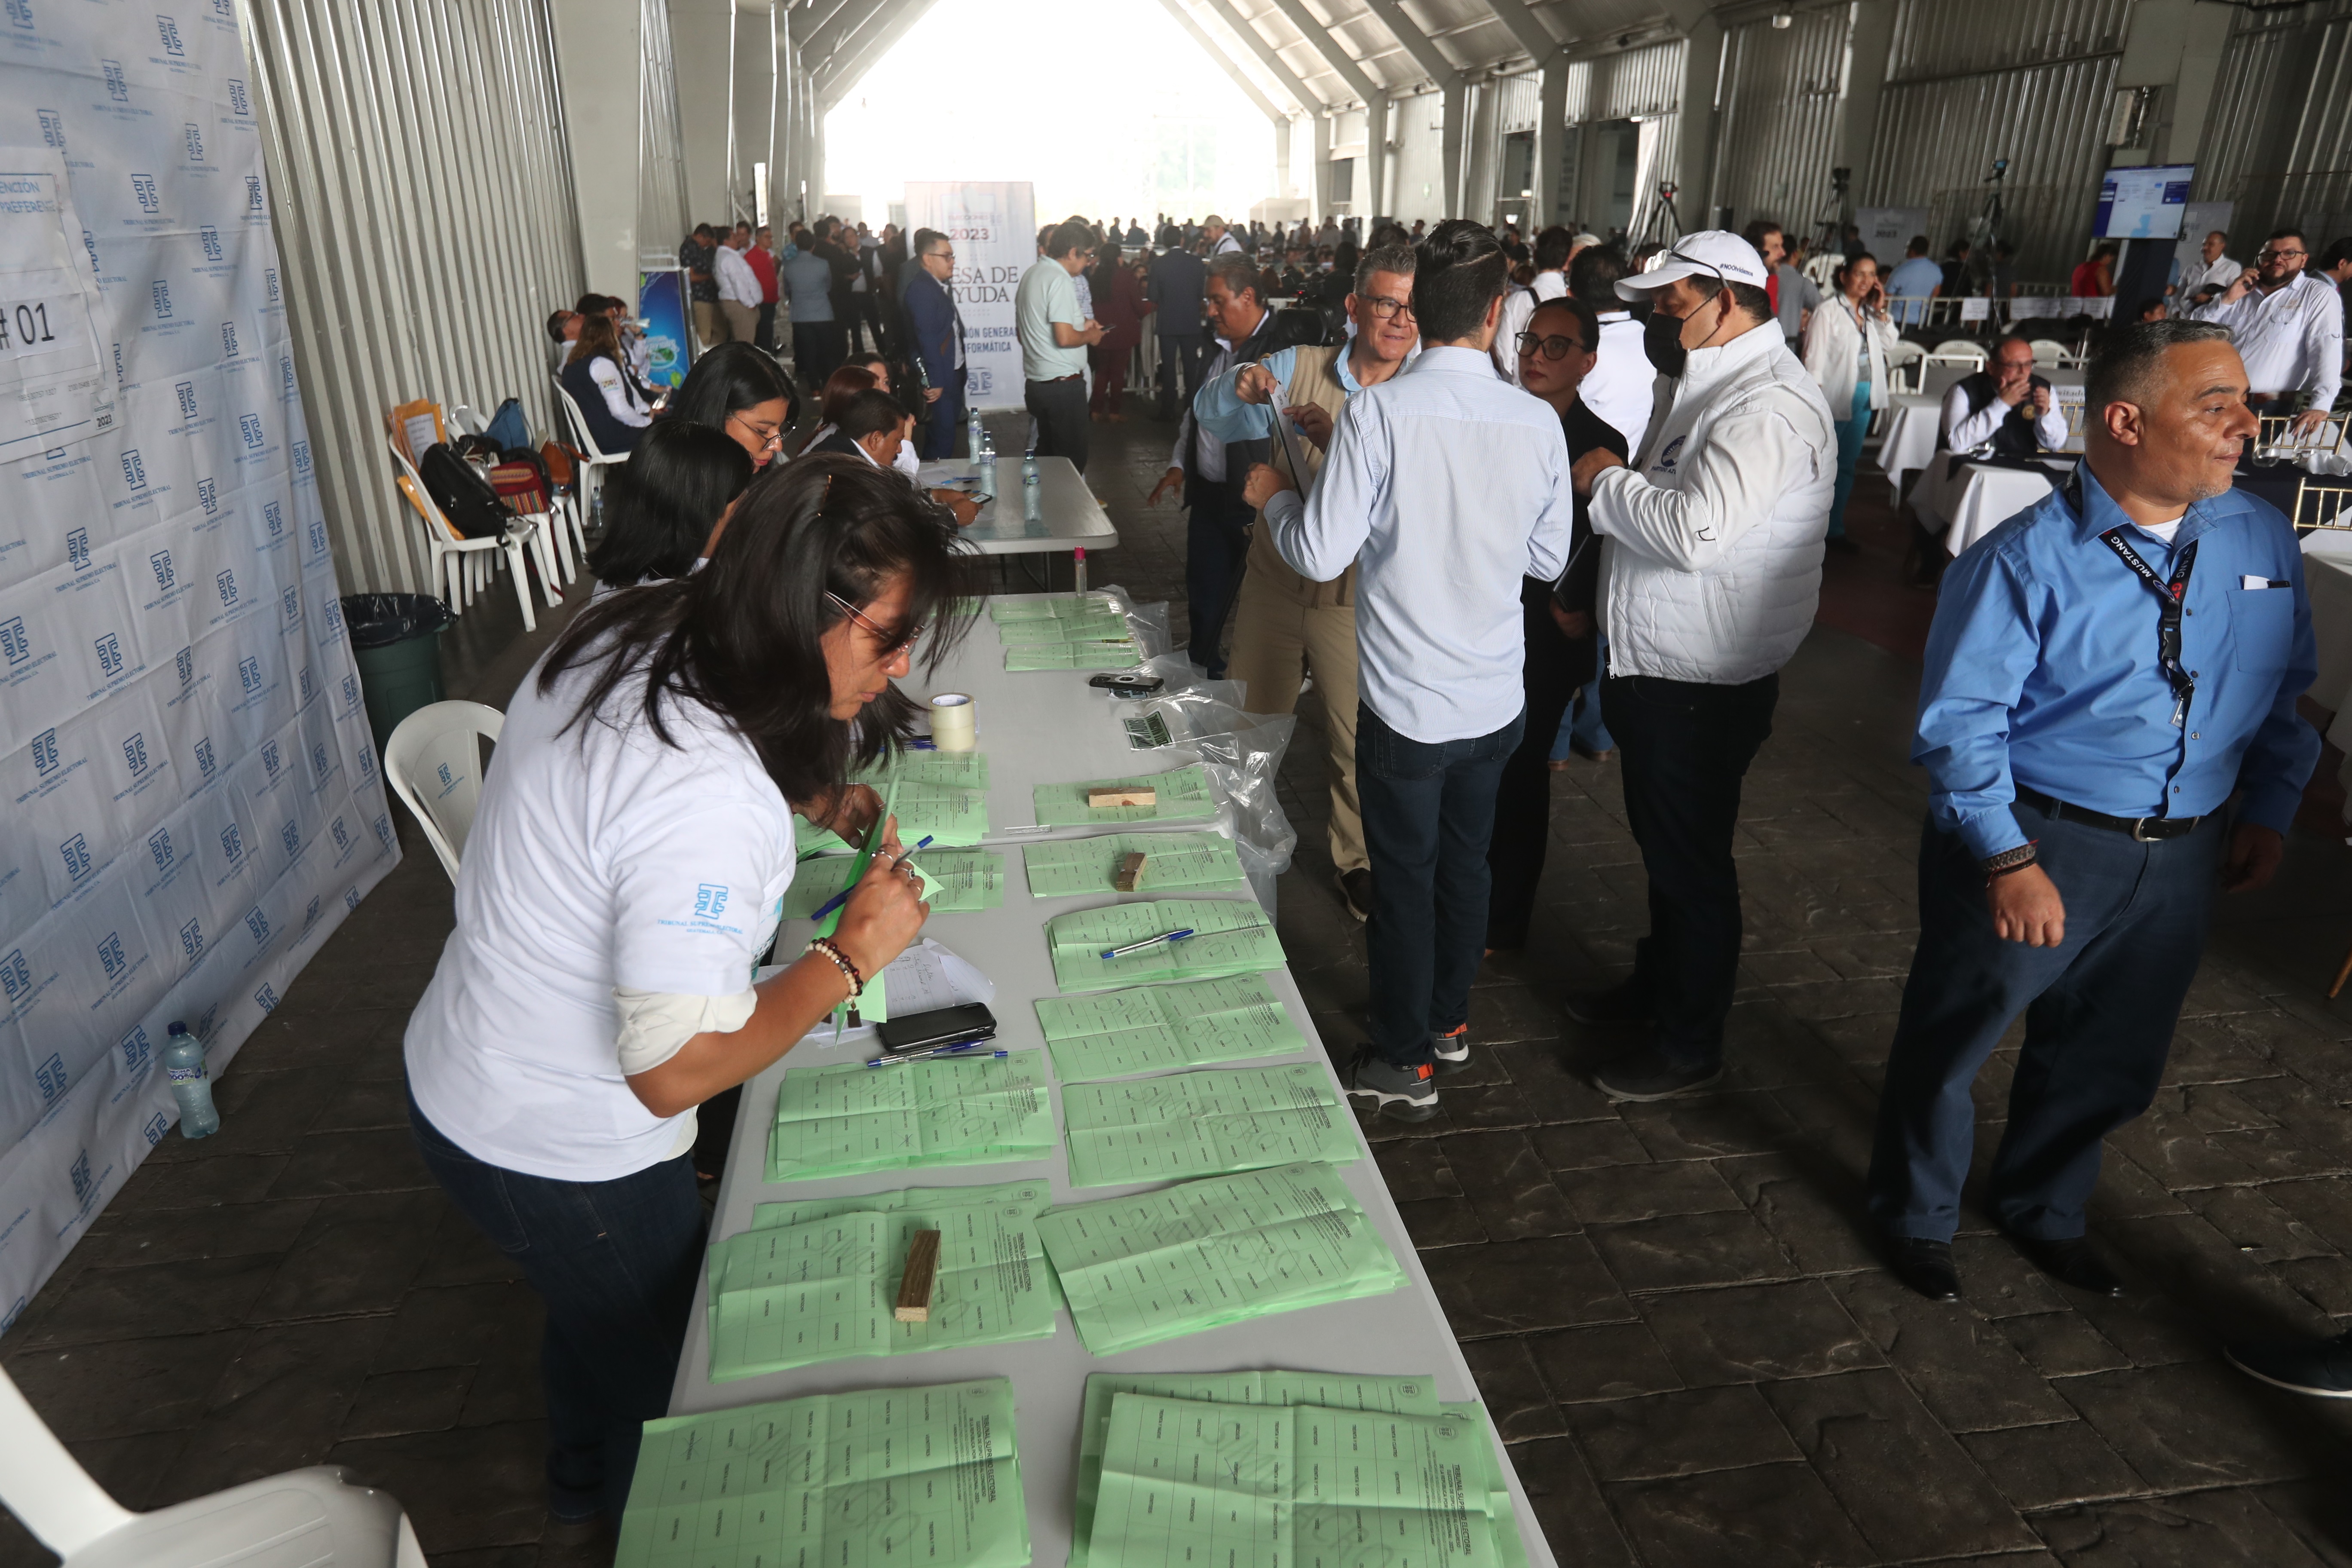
[808,835,934,923]
[1099,928,1196,960]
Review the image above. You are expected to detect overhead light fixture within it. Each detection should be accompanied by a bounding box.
[1771,12,1794,26]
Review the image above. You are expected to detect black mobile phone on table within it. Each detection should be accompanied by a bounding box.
[1089,672,1164,694]
[876,1003,999,1056]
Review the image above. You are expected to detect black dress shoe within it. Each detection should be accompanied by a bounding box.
[2006,1233,2122,1296]
[1889,1237,1960,1302]
[2226,1330,2352,1397]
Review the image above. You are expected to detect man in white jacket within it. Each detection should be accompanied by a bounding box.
[1569,230,1838,1100]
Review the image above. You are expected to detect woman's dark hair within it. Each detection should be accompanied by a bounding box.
[819,365,881,424]
[1528,294,1602,355]
[670,340,798,433]
[1413,219,1510,342]
[585,421,753,589]
[1835,252,1878,292]
[541,456,980,804]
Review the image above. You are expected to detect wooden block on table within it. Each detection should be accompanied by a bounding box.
[1112,851,1148,892]
[894,1229,942,1322]
[1087,786,1157,809]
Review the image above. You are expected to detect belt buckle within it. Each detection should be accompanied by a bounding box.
[2130,817,2166,842]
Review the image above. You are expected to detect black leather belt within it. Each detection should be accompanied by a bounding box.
[2016,785,2202,842]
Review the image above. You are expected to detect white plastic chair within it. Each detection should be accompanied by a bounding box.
[1885,340,1926,396]
[384,700,504,882]
[552,377,632,517]
[1925,338,1986,374]
[2028,338,2068,368]
[387,406,566,610]
[0,1364,424,1568]
[392,461,541,634]
[450,404,490,437]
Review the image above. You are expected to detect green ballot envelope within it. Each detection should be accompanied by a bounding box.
[1037,1161,1407,1355]
[990,591,1120,622]
[1004,640,1139,671]
[1067,1369,1442,1568]
[1021,830,1248,897]
[1031,763,1218,826]
[1034,973,1308,1081]
[796,782,989,855]
[1059,1062,1359,1186]
[1446,1401,1535,1568]
[703,1197,1056,1380]
[857,751,989,790]
[768,1051,1055,1181]
[783,848,1005,916]
[1087,1393,1498,1568]
[615,1378,1030,1568]
[1045,897,1284,992]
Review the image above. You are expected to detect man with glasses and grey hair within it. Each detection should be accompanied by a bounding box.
[2193,226,2343,438]
[1194,242,1419,922]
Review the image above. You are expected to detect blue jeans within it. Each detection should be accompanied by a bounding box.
[1357,702,1524,1068]
[1866,798,2227,1243]
[1552,632,1616,760]
[1829,380,1872,539]
[408,1088,705,1521]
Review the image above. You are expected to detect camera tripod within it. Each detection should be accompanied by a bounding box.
[1651,181,1683,248]
[1807,167,1853,259]
[1963,159,2010,294]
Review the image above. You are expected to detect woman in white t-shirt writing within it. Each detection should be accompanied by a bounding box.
[403,455,973,1531]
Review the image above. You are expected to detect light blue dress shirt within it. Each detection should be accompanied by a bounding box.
[1268,346,1574,744]
[1194,343,1373,442]
[1914,465,2318,860]
[1885,255,1945,327]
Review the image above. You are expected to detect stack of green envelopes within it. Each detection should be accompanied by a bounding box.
[1068,1369,1443,1568]
[767,1052,1054,1180]
[1045,897,1284,991]
[796,780,988,854]
[703,1182,1057,1381]
[616,1378,1029,1568]
[991,596,1139,669]
[1036,1161,1406,1354]
[1021,830,1248,896]
[1034,973,1308,1080]
[1085,1390,1502,1568]
[1059,1062,1358,1186]
[1031,764,1218,826]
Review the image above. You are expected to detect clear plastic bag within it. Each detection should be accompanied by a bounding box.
[1142,725,1298,915]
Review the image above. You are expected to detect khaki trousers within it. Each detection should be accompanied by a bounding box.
[692,299,727,348]
[720,300,760,344]
[1226,582,1366,874]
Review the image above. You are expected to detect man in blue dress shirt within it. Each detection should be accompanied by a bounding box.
[1869,319,2318,1304]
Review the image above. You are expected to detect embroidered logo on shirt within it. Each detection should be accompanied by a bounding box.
[694,883,729,919]
[1652,435,1686,474]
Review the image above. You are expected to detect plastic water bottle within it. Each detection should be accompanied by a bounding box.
[979,429,996,472]
[161,1022,219,1139]
[1021,452,1037,482]
[967,410,982,461]
[1023,468,1043,524]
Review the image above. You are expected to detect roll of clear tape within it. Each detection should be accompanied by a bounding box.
[930,692,977,751]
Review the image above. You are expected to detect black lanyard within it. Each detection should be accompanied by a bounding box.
[2098,527,2199,727]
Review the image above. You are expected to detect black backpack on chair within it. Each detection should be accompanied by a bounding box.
[416,442,515,539]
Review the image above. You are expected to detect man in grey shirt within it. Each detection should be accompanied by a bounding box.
[1259,220,1575,1121]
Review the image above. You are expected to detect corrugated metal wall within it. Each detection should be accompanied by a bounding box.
[1564,39,1684,123]
[2196,0,2352,248]
[239,0,586,595]
[1494,70,1540,132]
[1711,7,1849,234]
[1863,0,2123,281]
[641,0,691,268]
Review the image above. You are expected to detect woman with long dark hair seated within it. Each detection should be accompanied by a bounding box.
[402,456,975,1533]
[585,420,754,594]
[559,312,654,455]
[667,340,797,471]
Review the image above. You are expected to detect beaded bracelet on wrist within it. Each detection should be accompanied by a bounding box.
[805,937,864,998]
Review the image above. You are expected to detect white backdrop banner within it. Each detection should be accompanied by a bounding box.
[1854,207,1931,259]
[0,0,398,1326]
[903,181,1037,411]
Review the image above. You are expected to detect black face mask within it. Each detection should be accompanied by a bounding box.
[1642,308,1688,377]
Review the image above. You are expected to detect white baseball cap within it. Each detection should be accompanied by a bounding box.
[1615,230,1770,300]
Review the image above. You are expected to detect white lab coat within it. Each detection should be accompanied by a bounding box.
[1801,295,1901,416]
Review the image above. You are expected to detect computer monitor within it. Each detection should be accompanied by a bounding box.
[2093,165,2195,240]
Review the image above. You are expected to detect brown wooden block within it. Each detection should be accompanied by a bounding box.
[1112,851,1149,892]
[894,1229,942,1322]
[1087,786,1157,809]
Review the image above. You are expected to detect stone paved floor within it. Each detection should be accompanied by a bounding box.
[7,408,2352,1567]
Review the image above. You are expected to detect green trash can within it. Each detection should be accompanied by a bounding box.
[343,593,457,759]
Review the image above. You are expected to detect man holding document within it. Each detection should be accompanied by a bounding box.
[1260,220,1576,1120]
[1197,240,1420,924]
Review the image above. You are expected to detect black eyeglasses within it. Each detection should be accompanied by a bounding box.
[1360,295,1415,321]
[1514,330,1588,361]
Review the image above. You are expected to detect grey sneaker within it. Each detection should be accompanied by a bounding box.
[1343,1048,1437,1122]
[1593,1044,1723,1102]
[1431,1025,1472,1076]
[2226,1331,2352,1397]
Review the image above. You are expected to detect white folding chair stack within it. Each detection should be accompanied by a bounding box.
[0,1364,426,1568]
[389,440,544,634]
[1924,338,1986,376]
[384,700,504,883]
[1885,341,1927,397]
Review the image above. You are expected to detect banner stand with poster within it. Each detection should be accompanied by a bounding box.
[903,182,1038,412]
